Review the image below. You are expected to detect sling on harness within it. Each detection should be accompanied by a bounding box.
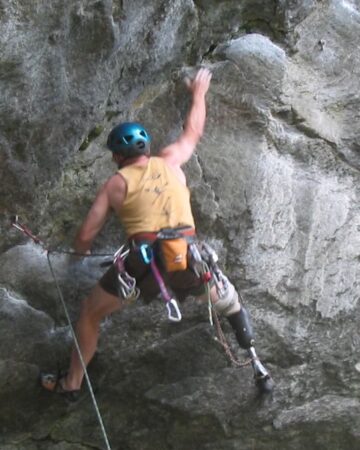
[139,243,182,322]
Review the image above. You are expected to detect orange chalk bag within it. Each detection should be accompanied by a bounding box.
[156,227,193,272]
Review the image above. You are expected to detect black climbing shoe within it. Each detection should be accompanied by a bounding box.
[40,371,80,402]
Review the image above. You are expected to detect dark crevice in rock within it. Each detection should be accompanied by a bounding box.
[78,125,104,152]
[201,43,218,61]
[331,145,360,173]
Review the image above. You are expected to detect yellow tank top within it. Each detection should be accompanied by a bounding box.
[118,157,195,237]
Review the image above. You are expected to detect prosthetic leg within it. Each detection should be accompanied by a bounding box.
[227,308,274,393]
[196,242,274,393]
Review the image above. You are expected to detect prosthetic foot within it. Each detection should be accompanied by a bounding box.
[227,307,274,393]
[248,346,274,393]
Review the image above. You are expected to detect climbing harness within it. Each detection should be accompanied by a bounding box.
[10,216,113,450]
[139,243,182,322]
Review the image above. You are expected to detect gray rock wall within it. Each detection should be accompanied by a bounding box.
[0,0,359,449]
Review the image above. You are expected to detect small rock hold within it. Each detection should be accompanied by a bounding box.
[318,39,326,50]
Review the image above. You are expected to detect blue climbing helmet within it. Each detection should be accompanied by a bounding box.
[107,122,151,158]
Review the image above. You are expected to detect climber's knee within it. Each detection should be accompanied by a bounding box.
[80,283,121,322]
[227,307,254,349]
[212,279,241,316]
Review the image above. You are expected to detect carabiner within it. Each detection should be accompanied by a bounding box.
[139,244,153,264]
[166,298,182,322]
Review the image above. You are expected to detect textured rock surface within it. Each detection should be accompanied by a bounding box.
[1,0,360,449]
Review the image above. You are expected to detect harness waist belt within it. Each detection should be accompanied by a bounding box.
[130,227,196,243]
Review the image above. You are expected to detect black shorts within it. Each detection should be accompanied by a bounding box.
[99,245,206,301]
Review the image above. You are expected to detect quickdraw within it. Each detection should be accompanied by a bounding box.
[113,245,139,301]
[11,215,45,247]
[139,243,182,322]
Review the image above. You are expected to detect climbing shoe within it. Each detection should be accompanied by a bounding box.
[40,371,80,402]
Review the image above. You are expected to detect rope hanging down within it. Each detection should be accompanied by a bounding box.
[202,261,253,369]
[201,261,253,367]
[11,217,112,450]
[211,308,253,368]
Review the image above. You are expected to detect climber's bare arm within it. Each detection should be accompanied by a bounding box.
[159,68,212,168]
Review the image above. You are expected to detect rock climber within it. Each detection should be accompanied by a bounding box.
[41,67,273,399]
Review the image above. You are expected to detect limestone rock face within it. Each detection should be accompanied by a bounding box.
[1,1,360,449]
